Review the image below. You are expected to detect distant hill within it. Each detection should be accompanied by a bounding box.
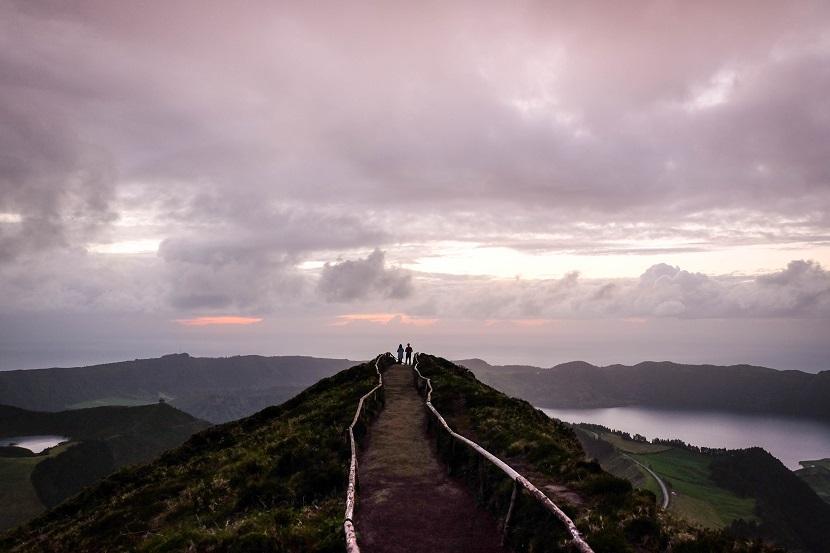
[711,448,830,553]
[0,403,209,530]
[458,358,830,420]
[0,353,356,423]
[0,403,210,467]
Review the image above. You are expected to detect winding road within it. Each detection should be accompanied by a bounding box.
[625,454,670,509]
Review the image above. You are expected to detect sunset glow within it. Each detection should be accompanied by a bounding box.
[333,313,438,327]
[174,316,264,327]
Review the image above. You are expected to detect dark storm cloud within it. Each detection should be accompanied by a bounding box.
[318,249,413,302]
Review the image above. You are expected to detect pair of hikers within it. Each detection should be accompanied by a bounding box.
[396,343,413,364]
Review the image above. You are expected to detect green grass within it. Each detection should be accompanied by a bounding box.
[801,458,830,469]
[67,397,157,409]
[623,455,664,498]
[572,427,660,493]
[592,431,671,502]
[417,355,782,552]
[418,355,665,552]
[795,458,830,504]
[0,444,74,530]
[631,449,756,528]
[600,432,671,454]
[1,357,392,553]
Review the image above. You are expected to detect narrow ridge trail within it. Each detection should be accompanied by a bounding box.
[357,363,505,553]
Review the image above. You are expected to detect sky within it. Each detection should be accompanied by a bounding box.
[1,1,829,371]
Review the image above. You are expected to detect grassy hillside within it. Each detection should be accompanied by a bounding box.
[0,444,74,530]
[459,358,830,420]
[571,422,830,552]
[572,425,756,529]
[416,354,783,553]
[0,403,211,466]
[630,449,755,528]
[0,357,392,552]
[0,403,209,531]
[0,354,356,423]
[574,427,663,494]
[795,458,830,504]
[711,448,830,553]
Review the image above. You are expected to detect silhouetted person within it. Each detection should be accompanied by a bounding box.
[397,343,404,364]
[405,343,413,365]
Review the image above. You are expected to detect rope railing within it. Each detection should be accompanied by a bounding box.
[344,353,391,553]
[412,352,595,553]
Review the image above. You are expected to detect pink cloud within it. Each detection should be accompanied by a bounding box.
[333,313,438,327]
[174,316,263,326]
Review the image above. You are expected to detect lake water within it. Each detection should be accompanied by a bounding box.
[540,406,830,470]
[0,435,69,453]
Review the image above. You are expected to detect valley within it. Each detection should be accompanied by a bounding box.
[0,403,209,530]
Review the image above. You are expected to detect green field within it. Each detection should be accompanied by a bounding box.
[573,428,665,499]
[796,458,830,504]
[574,425,757,529]
[632,448,756,528]
[0,444,74,530]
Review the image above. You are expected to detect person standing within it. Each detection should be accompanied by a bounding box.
[405,343,413,365]
[396,343,404,364]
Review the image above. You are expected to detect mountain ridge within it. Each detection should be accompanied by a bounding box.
[458,358,830,419]
[0,354,357,423]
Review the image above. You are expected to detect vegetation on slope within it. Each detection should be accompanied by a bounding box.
[573,425,756,529]
[630,449,756,529]
[574,425,668,496]
[711,448,830,553]
[0,444,74,531]
[0,402,211,469]
[417,354,785,553]
[572,422,830,553]
[0,357,393,552]
[795,458,830,504]
[0,403,210,530]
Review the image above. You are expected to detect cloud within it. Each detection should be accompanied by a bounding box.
[153,204,386,311]
[318,249,413,302]
[404,260,830,320]
[158,240,304,312]
[751,260,830,317]
[0,97,117,261]
[1,2,830,371]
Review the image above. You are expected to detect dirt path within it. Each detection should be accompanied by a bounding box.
[357,363,506,553]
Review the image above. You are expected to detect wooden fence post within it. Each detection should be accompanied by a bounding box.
[502,480,519,546]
